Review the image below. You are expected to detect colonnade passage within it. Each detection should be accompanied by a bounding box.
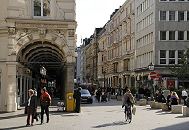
[16,41,73,108]
[0,41,75,112]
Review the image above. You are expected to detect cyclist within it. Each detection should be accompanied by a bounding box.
[122,89,134,123]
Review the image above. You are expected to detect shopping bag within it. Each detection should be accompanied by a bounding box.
[132,105,136,115]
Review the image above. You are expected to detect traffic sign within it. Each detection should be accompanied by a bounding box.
[149,71,160,79]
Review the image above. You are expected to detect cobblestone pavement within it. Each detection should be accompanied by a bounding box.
[0,100,189,130]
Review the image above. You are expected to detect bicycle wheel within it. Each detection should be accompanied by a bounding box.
[127,107,132,123]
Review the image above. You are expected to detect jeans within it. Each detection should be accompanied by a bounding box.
[41,105,49,123]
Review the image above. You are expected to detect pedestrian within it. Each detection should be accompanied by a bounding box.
[33,88,39,122]
[96,88,102,102]
[40,87,51,124]
[122,89,135,123]
[26,89,37,126]
[171,92,179,105]
[182,89,188,105]
[73,87,81,113]
[166,91,172,110]
[107,86,111,101]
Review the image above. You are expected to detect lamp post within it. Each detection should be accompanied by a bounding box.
[40,66,47,88]
[40,66,46,76]
[102,71,106,89]
[148,62,155,98]
[148,62,154,71]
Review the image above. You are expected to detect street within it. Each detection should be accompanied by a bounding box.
[0,100,189,130]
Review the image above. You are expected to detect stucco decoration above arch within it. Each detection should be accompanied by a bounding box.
[12,29,74,63]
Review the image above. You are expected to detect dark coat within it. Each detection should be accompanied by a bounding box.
[25,95,37,114]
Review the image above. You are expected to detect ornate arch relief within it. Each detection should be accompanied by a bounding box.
[14,29,73,63]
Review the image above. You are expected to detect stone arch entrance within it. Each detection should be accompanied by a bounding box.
[16,40,68,107]
[0,21,76,112]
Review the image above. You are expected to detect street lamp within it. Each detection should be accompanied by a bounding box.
[148,62,154,71]
[148,62,155,99]
[102,71,106,89]
[40,66,46,76]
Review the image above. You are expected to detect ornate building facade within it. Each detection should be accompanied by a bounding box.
[82,0,189,93]
[0,0,76,112]
[97,0,135,90]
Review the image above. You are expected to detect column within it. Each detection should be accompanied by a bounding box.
[64,63,75,94]
[6,63,17,112]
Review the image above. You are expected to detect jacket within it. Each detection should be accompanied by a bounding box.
[40,92,51,106]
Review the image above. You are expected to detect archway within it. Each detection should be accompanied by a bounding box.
[16,41,67,106]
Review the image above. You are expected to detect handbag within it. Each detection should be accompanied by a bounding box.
[132,105,136,115]
[24,106,28,114]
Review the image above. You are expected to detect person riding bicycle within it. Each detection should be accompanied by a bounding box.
[122,89,135,122]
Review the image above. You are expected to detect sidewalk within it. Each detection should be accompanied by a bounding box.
[0,107,25,120]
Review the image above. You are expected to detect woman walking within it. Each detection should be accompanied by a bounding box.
[40,87,51,124]
[26,89,37,126]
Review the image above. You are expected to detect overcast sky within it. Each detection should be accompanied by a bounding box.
[76,0,126,46]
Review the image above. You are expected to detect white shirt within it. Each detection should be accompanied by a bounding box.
[28,97,31,106]
[182,90,188,97]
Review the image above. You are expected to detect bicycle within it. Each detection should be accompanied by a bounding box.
[124,104,132,123]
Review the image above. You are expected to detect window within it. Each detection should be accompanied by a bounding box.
[33,0,50,17]
[178,50,184,64]
[102,55,104,62]
[178,31,184,40]
[169,50,175,64]
[124,59,129,71]
[113,62,118,73]
[169,31,175,40]
[169,11,175,21]
[160,11,166,21]
[102,67,104,74]
[187,11,189,21]
[0,72,1,94]
[178,11,184,21]
[160,31,166,40]
[187,31,189,40]
[160,50,166,64]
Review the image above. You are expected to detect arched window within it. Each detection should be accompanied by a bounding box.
[33,0,50,17]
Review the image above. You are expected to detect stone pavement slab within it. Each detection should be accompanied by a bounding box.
[0,100,189,130]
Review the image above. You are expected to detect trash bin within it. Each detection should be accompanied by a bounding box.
[66,93,75,112]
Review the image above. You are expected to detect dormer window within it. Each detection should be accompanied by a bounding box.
[33,0,50,17]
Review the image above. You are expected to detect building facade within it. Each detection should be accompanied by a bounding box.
[135,0,189,90]
[82,0,189,93]
[0,0,76,112]
[97,0,135,90]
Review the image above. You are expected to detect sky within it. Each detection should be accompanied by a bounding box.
[76,0,126,46]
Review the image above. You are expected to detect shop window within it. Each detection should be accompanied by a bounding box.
[33,0,50,17]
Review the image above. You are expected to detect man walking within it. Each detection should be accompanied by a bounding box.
[73,87,81,113]
[182,89,188,105]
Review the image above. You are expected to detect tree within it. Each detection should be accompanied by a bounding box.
[170,49,189,80]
